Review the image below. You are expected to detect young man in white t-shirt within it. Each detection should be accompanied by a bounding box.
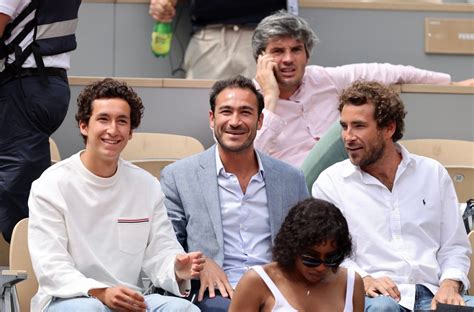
[28,78,204,312]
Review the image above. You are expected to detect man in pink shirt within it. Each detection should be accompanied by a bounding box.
[252,10,473,174]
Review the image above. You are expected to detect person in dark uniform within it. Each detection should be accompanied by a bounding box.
[0,0,81,242]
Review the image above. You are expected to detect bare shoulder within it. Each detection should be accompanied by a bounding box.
[352,270,364,289]
[352,271,365,312]
[230,266,272,312]
[239,267,265,285]
[237,265,274,290]
[233,266,268,299]
[342,268,364,290]
[334,266,348,284]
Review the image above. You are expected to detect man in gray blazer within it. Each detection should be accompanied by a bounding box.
[161,75,309,311]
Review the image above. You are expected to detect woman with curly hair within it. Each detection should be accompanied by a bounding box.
[229,198,364,311]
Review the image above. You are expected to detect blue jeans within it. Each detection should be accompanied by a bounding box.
[47,294,200,311]
[365,284,474,311]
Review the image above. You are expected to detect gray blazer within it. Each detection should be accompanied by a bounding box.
[160,145,309,266]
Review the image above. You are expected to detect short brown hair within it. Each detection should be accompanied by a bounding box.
[338,80,407,142]
[75,78,144,143]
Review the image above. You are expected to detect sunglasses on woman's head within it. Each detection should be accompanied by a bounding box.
[300,253,344,268]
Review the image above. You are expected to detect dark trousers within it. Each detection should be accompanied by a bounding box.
[0,75,70,242]
[188,280,231,312]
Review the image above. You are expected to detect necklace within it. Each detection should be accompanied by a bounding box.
[305,282,313,296]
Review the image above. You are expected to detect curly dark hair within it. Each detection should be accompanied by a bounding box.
[209,75,264,116]
[273,198,352,272]
[75,78,144,143]
[338,80,407,142]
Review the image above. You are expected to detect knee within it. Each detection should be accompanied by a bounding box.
[365,296,400,312]
[195,295,230,312]
[167,298,199,312]
[146,294,199,312]
[86,299,108,312]
[47,297,106,312]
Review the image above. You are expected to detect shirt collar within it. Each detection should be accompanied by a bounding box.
[215,147,265,179]
[397,142,416,167]
[341,142,416,179]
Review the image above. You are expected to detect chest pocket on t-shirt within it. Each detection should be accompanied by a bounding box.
[117,218,150,255]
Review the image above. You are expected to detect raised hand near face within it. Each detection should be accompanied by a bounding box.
[256,52,279,112]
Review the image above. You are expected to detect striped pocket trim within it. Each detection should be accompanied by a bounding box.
[117,217,149,224]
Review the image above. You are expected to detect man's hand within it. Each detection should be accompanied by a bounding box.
[363,275,401,302]
[198,258,233,302]
[175,251,205,281]
[451,78,474,86]
[431,279,464,309]
[88,286,147,312]
[149,0,177,23]
[256,53,279,112]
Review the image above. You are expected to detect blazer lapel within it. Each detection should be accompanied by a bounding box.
[197,146,224,249]
[260,153,283,241]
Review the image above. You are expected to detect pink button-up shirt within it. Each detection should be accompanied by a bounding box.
[254,63,450,166]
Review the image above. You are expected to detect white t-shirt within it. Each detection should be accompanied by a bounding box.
[28,152,189,311]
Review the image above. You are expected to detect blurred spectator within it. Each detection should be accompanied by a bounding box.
[149,0,287,79]
[0,0,81,242]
